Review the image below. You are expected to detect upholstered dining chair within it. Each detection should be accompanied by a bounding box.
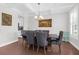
[42,30,49,37]
[36,32,48,54]
[51,31,63,54]
[25,31,35,50]
[35,30,49,36]
[21,30,27,47]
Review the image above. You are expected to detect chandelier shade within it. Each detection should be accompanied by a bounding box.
[35,3,44,19]
[35,15,44,19]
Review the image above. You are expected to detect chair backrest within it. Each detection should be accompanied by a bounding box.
[35,30,49,32]
[42,30,49,37]
[26,31,35,45]
[42,30,49,33]
[58,31,63,41]
[21,30,27,39]
[35,30,49,36]
[36,32,48,47]
[21,30,26,36]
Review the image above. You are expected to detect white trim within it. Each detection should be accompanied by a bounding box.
[0,40,18,47]
[69,41,79,50]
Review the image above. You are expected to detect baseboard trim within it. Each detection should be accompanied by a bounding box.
[0,40,18,47]
[69,41,79,51]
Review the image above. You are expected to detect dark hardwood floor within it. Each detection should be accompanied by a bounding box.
[0,38,79,55]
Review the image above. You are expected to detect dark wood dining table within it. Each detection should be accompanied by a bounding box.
[47,34,58,45]
[48,34,58,40]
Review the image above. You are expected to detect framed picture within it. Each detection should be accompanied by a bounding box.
[2,13,12,26]
[39,19,52,27]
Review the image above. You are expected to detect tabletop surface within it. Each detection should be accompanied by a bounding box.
[49,34,58,38]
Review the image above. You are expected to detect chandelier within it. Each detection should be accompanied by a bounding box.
[35,3,44,19]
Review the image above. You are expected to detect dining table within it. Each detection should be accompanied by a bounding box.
[47,34,58,45]
[48,34,58,40]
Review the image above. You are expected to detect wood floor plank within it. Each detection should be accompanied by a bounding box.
[0,39,79,55]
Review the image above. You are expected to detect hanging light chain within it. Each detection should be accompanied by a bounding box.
[37,3,40,19]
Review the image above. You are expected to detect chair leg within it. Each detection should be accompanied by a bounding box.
[24,40,26,49]
[17,37,20,46]
[37,45,39,53]
[51,45,53,52]
[44,46,46,54]
[59,44,61,54]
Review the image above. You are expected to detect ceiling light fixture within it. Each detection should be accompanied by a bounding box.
[35,3,44,20]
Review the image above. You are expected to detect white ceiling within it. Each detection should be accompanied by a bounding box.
[0,3,77,17]
[0,3,35,16]
[25,3,76,14]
